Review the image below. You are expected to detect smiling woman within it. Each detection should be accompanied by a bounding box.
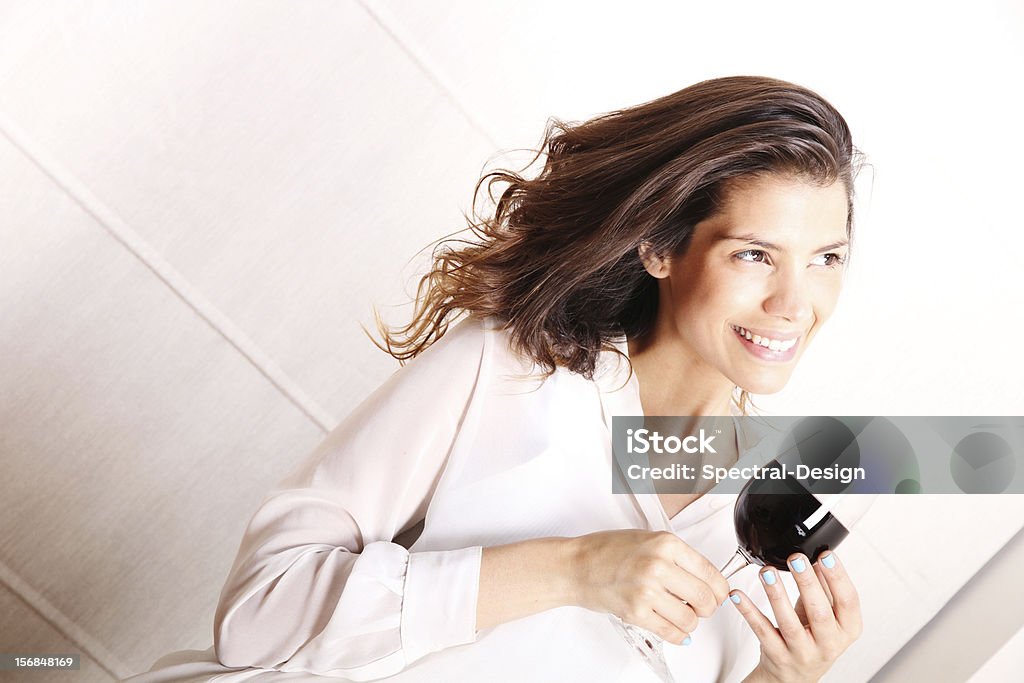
[629,174,852,401]
[127,75,869,683]
[374,77,866,420]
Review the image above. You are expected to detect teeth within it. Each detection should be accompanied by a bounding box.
[732,325,798,351]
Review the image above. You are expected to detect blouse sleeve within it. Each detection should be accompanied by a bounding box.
[213,318,489,679]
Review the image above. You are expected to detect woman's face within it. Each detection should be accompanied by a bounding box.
[642,173,851,395]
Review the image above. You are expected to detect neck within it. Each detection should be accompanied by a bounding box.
[627,331,736,417]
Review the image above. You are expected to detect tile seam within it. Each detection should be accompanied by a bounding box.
[355,0,502,150]
[0,108,336,435]
[0,559,121,680]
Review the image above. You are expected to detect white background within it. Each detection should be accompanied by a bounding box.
[0,1,1022,681]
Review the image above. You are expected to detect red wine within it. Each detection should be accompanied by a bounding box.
[733,462,850,570]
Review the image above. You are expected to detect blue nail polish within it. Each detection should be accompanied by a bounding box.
[821,554,836,569]
[791,558,807,573]
[762,570,777,585]
[683,636,692,646]
[723,597,730,607]
[730,594,741,604]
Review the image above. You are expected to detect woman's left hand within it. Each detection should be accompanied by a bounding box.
[730,551,862,683]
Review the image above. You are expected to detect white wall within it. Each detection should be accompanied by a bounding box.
[1,1,1022,681]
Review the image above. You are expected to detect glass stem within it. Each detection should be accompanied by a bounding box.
[719,547,752,580]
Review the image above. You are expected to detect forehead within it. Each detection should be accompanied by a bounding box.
[697,174,849,245]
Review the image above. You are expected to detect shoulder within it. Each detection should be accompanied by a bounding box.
[404,315,622,392]
[405,314,509,371]
[374,314,531,393]
[324,318,497,446]
[419,314,547,376]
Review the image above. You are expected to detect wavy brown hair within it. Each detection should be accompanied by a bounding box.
[371,75,866,411]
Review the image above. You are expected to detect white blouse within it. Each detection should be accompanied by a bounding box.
[125,315,801,683]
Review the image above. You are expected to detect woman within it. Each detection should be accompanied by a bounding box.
[128,75,866,683]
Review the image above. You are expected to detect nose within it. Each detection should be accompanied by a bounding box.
[762,267,813,325]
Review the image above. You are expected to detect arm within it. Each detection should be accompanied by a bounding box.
[214,319,488,679]
[214,316,731,678]
[476,537,577,631]
[477,530,732,645]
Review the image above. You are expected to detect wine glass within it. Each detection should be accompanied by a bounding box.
[717,459,875,574]
[611,458,875,683]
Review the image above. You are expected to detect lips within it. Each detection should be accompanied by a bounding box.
[731,325,801,361]
[731,324,802,346]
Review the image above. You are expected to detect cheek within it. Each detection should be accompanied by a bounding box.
[813,277,845,322]
[673,263,756,315]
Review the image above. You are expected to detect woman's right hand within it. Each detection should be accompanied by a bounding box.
[568,529,731,645]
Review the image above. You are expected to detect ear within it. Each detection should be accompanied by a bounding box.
[638,241,671,279]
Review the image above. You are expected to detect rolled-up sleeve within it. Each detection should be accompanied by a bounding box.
[213,317,490,679]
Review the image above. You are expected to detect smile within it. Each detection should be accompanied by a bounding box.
[731,325,801,361]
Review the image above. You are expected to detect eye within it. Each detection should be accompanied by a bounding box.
[735,249,769,264]
[811,253,847,268]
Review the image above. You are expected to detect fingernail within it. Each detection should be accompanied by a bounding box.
[791,558,807,573]
[761,570,777,585]
[730,594,741,604]
[821,553,836,569]
[723,597,731,606]
[683,636,692,646]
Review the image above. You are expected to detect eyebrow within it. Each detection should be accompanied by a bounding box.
[716,233,849,253]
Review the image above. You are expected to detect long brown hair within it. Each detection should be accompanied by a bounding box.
[371,75,866,410]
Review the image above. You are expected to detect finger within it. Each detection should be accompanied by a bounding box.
[661,566,720,618]
[812,560,835,605]
[817,551,863,638]
[671,544,730,609]
[787,553,840,643]
[652,591,700,636]
[728,590,786,657]
[647,608,692,646]
[759,566,811,649]
[794,595,808,629]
